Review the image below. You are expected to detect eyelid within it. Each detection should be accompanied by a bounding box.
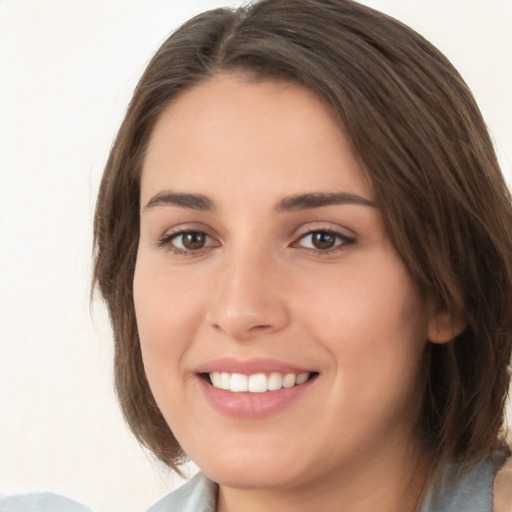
[155,224,220,254]
[155,222,215,241]
[290,223,356,253]
[160,230,215,247]
[292,221,356,240]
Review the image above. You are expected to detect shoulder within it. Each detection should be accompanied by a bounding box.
[421,454,501,512]
[0,493,89,512]
[146,472,217,512]
[494,455,512,512]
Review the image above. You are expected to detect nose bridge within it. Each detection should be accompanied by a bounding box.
[207,241,289,340]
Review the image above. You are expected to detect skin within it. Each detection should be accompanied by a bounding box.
[134,75,452,512]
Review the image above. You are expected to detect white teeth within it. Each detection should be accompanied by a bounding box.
[230,373,248,392]
[208,371,312,393]
[210,372,222,388]
[296,372,309,385]
[268,372,283,391]
[248,373,267,393]
[282,373,296,388]
[220,372,231,390]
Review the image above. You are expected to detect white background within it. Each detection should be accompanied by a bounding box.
[0,1,511,511]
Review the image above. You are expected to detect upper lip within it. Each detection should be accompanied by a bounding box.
[195,357,314,375]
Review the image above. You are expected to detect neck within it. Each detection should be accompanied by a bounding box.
[217,440,434,512]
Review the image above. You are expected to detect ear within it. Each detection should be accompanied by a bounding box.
[427,309,466,344]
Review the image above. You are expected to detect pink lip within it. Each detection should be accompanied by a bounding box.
[196,357,311,375]
[195,357,317,419]
[198,377,315,419]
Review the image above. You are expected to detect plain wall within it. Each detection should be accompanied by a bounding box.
[0,1,511,511]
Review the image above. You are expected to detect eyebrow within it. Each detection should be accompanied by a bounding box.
[275,192,376,212]
[144,191,216,211]
[143,190,376,212]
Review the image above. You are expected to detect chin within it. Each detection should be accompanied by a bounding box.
[194,446,310,491]
[206,466,301,491]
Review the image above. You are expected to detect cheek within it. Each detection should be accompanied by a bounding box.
[297,256,428,387]
[133,257,204,392]
[133,261,208,437]
[134,254,204,339]
[311,268,427,438]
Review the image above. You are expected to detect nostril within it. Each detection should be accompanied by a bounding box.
[250,324,272,331]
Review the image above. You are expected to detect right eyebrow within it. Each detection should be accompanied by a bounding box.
[143,191,216,211]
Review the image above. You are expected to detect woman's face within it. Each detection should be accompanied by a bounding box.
[134,75,437,493]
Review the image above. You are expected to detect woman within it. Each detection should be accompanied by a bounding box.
[93,0,512,510]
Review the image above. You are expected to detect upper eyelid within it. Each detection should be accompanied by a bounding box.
[293,229,354,247]
[292,222,357,240]
[159,222,217,238]
[299,230,350,240]
[156,230,219,254]
[298,227,349,236]
[154,226,213,247]
[162,229,216,243]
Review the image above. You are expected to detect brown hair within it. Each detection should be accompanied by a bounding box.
[93,0,512,471]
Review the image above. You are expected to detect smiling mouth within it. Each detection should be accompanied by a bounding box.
[202,371,318,393]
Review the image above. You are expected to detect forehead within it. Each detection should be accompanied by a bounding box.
[141,74,372,205]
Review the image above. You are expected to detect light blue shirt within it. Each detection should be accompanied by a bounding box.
[147,472,216,512]
[0,455,501,511]
[419,456,496,512]
[0,493,90,512]
[147,456,499,512]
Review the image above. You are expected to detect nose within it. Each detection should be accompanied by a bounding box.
[206,249,291,341]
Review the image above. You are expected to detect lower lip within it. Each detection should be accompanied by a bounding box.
[198,376,315,419]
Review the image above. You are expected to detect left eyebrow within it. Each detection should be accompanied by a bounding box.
[275,192,376,212]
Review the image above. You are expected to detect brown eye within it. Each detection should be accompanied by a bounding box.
[177,231,207,250]
[296,229,354,253]
[310,231,336,250]
[184,232,205,250]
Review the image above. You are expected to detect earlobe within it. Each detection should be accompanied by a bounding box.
[427,310,466,344]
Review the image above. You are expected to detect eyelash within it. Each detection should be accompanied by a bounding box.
[156,230,218,255]
[293,229,355,254]
[156,228,355,256]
